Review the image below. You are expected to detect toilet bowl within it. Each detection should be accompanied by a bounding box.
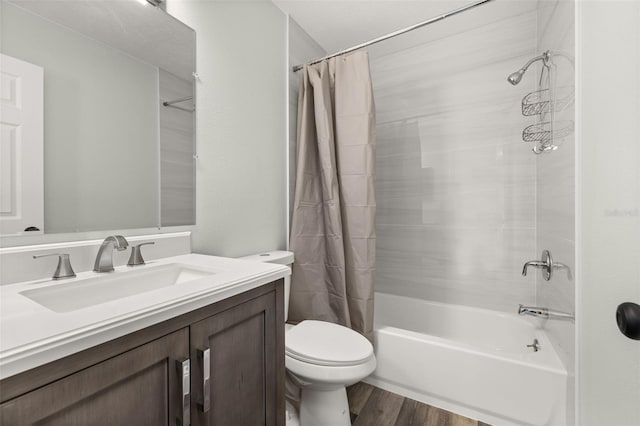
[240,251,376,426]
[286,320,376,425]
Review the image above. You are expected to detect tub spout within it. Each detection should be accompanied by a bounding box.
[518,305,574,321]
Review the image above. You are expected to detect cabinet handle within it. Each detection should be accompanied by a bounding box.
[176,358,191,426]
[198,348,211,413]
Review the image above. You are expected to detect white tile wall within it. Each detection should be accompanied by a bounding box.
[368,6,539,313]
[535,1,576,423]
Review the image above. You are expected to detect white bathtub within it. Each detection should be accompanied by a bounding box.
[365,292,567,426]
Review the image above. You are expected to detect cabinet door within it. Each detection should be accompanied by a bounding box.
[190,291,280,426]
[0,328,189,426]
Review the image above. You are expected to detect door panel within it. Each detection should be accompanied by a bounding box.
[0,54,44,235]
[0,328,189,425]
[191,292,277,426]
[578,1,640,425]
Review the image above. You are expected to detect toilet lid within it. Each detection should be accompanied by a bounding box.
[285,320,374,367]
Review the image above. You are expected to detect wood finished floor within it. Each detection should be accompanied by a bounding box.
[347,382,492,426]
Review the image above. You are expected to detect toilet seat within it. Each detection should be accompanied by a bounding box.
[285,320,374,367]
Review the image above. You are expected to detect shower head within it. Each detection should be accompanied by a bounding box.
[507,51,551,86]
[507,69,526,85]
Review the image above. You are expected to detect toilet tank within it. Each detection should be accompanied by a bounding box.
[239,251,294,322]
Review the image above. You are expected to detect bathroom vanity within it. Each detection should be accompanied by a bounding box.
[0,254,288,426]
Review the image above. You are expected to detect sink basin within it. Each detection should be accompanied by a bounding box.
[21,263,216,313]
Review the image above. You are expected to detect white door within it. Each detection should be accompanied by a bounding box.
[578,1,640,425]
[0,54,44,235]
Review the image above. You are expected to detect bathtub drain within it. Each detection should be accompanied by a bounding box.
[526,338,540,352]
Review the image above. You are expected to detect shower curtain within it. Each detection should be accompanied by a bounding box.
[289,51,376,340]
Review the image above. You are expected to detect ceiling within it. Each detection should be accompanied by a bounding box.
[273,0,537,57]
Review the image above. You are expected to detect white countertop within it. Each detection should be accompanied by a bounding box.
[0,253,290,380]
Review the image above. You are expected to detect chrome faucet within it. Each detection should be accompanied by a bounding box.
[518,304,574,321]
[522,250,572,281]
[522,250,554,280]
[94,235,129,273]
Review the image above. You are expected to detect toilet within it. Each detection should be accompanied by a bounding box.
[240,251,376,426]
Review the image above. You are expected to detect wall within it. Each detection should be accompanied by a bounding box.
[534,0,576,423]
[367,3,539,312]
[287,17,326,226]
[1,3,159,233]
[166,0,287,257]
[577,1,640,425]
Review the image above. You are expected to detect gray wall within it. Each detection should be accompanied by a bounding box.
[368,3,539,313]
[1,3,159,233]
[166,0,287,257]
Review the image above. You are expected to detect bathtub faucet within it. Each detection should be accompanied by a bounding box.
[522,250,572,281]
[518,305,574,321]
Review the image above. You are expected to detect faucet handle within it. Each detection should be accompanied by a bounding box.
[33,253,76,280]
[522,250,553,281]
[127,242,155,266]
[553,261,573,280]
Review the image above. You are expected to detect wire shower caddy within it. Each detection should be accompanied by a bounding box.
[513,51,575,154]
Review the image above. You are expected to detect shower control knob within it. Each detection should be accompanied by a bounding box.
[616,302,640,340]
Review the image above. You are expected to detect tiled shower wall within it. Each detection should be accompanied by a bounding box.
[368,3,540,313]
[536,0,575,422]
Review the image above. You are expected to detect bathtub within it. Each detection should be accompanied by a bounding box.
[365,292,567,426]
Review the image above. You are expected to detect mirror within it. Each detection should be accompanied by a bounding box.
[0,0,195,237]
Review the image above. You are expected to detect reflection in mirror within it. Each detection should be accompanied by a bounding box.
[0,0,195,237]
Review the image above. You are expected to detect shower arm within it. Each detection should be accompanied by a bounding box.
[511,50,575,82]
[507,50,552,86]
[520,51,551,74]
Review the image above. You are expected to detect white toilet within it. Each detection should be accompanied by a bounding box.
[240,251,376,426]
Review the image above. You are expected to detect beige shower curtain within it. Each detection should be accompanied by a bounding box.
[289,51,376,340]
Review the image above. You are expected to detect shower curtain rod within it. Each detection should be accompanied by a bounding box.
[163,95,193,106]
[292,0,494,72]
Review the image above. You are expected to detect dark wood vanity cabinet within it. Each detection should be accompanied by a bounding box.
[0,329,190,425]
[0,280,285,426]
[191,289,279,426]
